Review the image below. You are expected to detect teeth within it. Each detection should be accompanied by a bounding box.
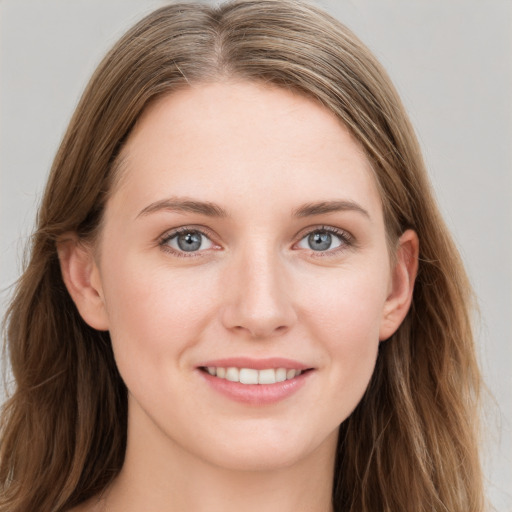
[225,367,239,382]
[258,368,276,384]
[204,366,305,384]
[275,368,287,382]
[286,369,296,380]
[239,368,259,384]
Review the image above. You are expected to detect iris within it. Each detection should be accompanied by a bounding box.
[177,231,203,251]
[308,231,332,251]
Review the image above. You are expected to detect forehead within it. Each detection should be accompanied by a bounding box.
[109,81,382,222]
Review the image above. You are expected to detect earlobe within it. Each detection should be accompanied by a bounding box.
[57,234,109,331]
[379,229,419,341]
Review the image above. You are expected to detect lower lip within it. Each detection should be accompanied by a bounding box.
[198,369,312,405]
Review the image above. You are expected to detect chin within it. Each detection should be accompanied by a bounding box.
[191,425,339,473]
[207,446,308,472]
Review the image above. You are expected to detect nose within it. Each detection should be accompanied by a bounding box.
[220,246,297,339]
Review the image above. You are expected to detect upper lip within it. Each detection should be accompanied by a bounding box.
[197,357,312,371]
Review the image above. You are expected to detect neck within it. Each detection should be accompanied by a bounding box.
[104,399,337,512]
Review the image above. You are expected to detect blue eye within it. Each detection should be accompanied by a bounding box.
[163,230,214,253]
[296,228,347,252]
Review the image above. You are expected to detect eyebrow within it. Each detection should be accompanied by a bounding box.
[136,198,229,219]
[292,200,370,219]
[136,197,370,220]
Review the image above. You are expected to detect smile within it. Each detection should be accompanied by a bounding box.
[201,366,303,384]
[198,358,314,405]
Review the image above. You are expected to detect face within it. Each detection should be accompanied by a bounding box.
[65,81,416,472]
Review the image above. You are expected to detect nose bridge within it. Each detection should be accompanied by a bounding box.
[221,237,296,338]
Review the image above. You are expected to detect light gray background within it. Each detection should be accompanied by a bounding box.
[1,0,511,509]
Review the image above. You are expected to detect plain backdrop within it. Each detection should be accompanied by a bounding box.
[1,0,511,509]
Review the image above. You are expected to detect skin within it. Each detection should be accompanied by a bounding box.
[61,81,418,512]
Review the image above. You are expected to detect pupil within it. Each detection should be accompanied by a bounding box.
[177,232,202,251]
[308,232,331,251]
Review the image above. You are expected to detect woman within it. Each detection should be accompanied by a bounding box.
[0,1,484,511]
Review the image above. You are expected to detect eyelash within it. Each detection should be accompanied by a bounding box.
[158,225,354,258]
[295,225,354,257]
[158,226,219,258]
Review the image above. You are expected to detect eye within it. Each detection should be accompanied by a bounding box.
[296,227,350,252]
[161,228,215,254]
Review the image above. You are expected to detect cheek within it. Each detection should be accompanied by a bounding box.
[300,260,389,342]
[297,263,388,413]
[99,254,220,378]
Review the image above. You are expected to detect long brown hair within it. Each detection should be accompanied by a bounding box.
[0,1,484,510]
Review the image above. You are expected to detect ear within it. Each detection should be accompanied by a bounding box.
[379,229,419,341]
[57,234,109,331]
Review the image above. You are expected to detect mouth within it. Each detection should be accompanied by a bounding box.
[199,366,312,385]
[197,358,315,405]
